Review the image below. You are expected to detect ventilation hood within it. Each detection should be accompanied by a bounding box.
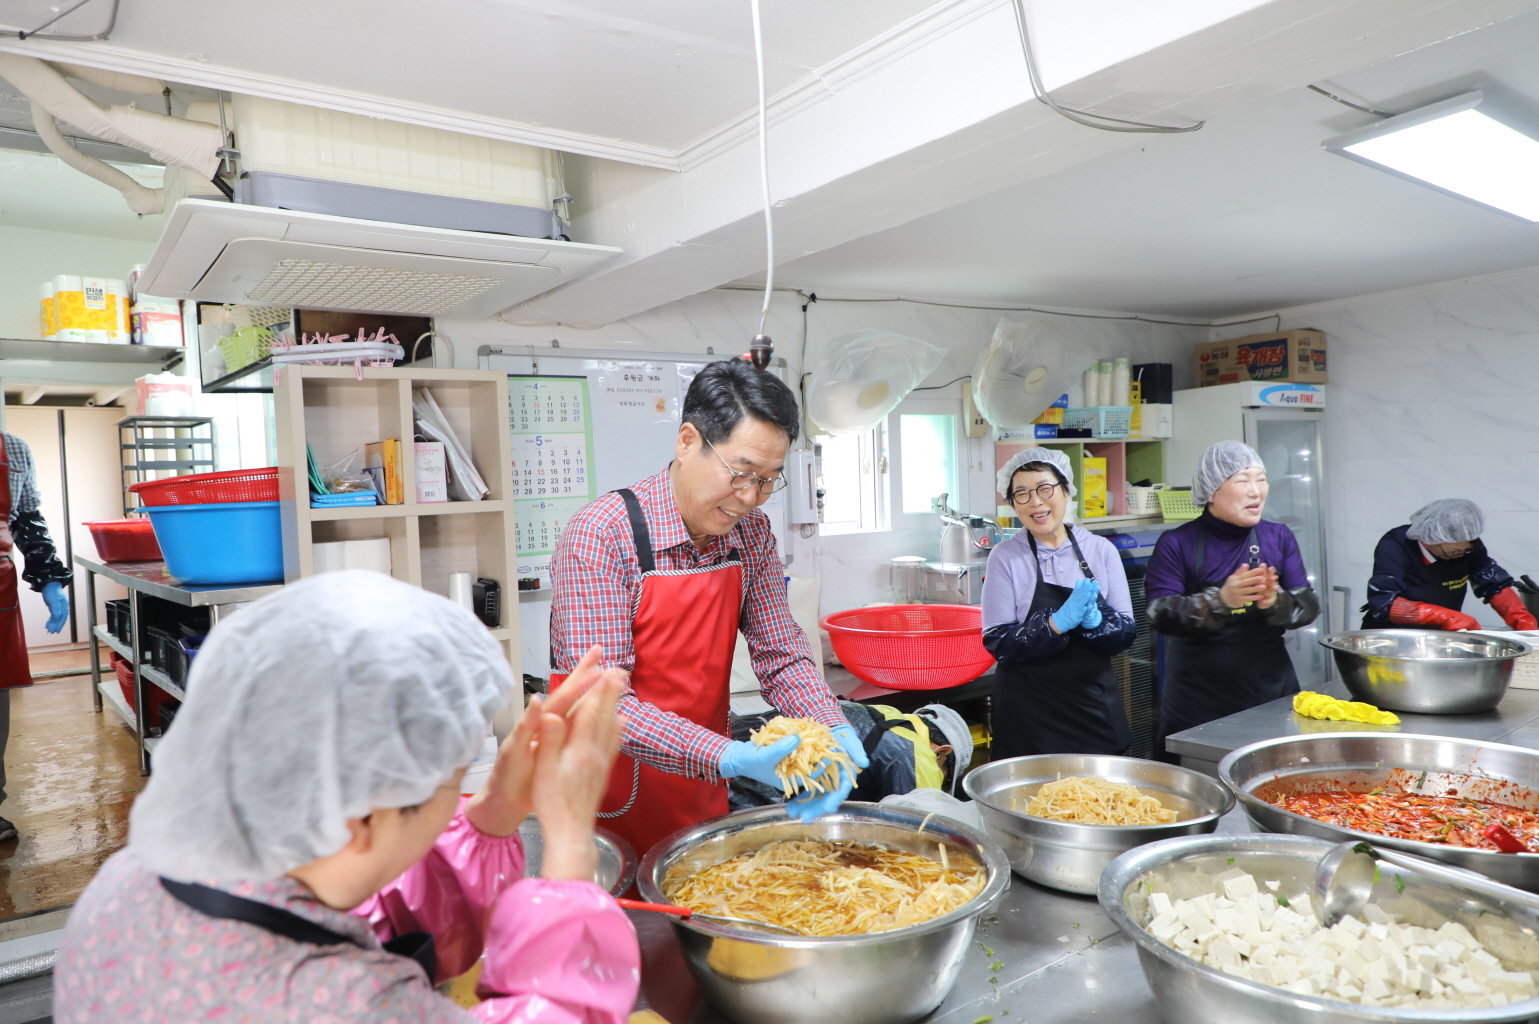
[136,199,622,319]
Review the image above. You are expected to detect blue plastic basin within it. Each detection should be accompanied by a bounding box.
[142,501,283,585]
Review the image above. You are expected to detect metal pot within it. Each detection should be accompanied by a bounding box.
[517,818,635,897]
[963,753,1234,894]
[637,803,1010,1024]
[1320,629,1531,714]
[1219,732,1539,892]
[1101,833,1539,1023]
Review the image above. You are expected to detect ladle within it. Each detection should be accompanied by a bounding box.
[1314,841,1539,927]
[616,897,800,935]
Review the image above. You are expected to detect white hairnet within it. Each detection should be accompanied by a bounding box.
[129,571,512,882]
[997,447,1076,500]
[1406,499,1484,545]
[1193,441,1265,506]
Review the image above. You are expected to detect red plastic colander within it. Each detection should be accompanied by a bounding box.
[821,604,995,691]
[129,468,280,506]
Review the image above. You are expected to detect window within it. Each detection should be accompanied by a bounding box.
[899,413,958,515]
[817,423,889,535]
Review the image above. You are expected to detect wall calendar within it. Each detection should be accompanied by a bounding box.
[509,376,595,587]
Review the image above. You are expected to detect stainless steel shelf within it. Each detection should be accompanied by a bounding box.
[140,663,186,702]
[75,557,282,607]
[0,338,183,367]
[91,625,130,661]
[96,681,158,752]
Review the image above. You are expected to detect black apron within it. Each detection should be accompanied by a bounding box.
[160,876,437,981]
[991,531,1131,760]
[1157,527,1297,756]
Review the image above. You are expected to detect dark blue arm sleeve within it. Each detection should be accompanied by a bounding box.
[1470,544,1514,602]
[983,607,1069,663]
[1077,599,1136,655]
[1365,532,1416,623]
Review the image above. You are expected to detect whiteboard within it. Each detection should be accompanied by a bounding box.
[481,347,788,675]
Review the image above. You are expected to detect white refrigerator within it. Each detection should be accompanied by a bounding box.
[1167,382,1332,688]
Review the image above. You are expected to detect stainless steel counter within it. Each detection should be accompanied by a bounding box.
[630,807,1253,1024]
[1163,686,1539,776]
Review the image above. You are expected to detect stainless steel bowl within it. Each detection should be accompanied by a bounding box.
[1321,629,1531,714]
[1101,833,1539,1024]
[962,754,1235,894]
[518,818,635,897]
[637,803,1010,1024]
[1220,733,1539,892]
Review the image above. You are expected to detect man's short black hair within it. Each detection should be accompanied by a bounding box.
[682,359,800,446]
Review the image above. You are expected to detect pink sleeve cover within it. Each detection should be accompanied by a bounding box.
[471,879,640,1024]
[354,800,526,981]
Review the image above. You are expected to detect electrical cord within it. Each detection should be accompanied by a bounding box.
[1,0,117,39]
[912,375,971,392]
[722,285,1283,331]
[1307,84,1392,118]
[1009,0,1202,134]
[750,0,775,343]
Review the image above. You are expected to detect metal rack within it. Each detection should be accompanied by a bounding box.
[77,556,282,772]
[118,415,215,514]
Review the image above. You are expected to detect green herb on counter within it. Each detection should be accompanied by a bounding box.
[977,941,994,957]
[990,960,1003,973]
[974,1016,993,1023]
[1396,874,1406,894]
[1226,858,1234,865]
[1276,893,1290,908]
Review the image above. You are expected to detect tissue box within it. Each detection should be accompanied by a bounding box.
[1131,403,1172,438]
[1082,458,1107,518]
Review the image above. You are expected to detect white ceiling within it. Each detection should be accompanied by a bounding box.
[10,0,939,154]
[768,5,1539,319]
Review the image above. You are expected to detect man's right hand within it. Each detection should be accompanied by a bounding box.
[718,736,799,789]
[1389,596,1480,631]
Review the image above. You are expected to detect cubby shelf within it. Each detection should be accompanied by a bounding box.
[275,366,521,677]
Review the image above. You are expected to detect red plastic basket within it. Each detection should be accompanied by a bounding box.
[129,468,280,506]
[84,518,162,562]
[111,653,174,731]
[821,604,995,691]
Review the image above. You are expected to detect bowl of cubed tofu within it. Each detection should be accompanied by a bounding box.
[1100,833,1539,1023]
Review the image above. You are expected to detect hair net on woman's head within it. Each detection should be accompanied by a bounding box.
[1193,441,1265,506]
[997,447,1076,501]
[1406,499,1484,545]
[129,571,512,883]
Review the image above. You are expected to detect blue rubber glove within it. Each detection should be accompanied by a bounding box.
[41,581,68,634]
[1051,578,1099,633]
[1081,594,1103,630]
[785,724,868,821]
[718,735,800,788]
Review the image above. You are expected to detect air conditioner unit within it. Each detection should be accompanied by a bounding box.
[135,199,620,319]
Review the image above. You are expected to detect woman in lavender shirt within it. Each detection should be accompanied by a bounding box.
[981,448,1137,759]
[1146,441,1319,757]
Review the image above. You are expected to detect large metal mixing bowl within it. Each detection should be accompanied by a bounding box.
[518,818,635,897]
[963,754,1234,894]
[637,803,1009,1024]
[1321,629,1531,714]
[1220,732,1539,892]
[1101,833,1539,1024]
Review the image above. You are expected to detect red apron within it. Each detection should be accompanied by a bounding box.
[0,445,30,689]
[557,488,740,857]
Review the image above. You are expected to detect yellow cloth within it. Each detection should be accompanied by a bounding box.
[1293,690,1399,725]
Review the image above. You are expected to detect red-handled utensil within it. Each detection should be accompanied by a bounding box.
[1483,823,1531,854]
[615,898,799,934]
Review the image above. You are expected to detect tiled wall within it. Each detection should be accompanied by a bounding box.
[1215,267,1539,631]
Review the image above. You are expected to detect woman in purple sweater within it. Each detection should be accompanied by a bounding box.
[1146,441,1319,756]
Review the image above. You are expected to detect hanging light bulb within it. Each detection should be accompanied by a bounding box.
[748,0,773,370]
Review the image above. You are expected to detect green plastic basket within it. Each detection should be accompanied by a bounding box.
[218,325,273,373]
[1157,488,1200,522]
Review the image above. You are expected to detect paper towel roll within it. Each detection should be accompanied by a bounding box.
[1112,358,1131,407]
[449,572,475,610]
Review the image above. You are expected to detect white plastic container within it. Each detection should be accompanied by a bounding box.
[312,537,393,575]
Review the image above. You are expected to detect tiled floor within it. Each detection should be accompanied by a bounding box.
[0,646,143,919]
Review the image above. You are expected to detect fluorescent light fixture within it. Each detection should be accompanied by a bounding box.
[1323,91,1539,222]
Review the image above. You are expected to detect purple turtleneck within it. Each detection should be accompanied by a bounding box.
[1145,511,1310,601]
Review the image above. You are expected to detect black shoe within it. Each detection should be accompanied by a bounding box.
[0,818,18,842]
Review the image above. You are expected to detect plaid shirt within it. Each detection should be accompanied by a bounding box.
[550,467,844,782]
[3,433,39,516]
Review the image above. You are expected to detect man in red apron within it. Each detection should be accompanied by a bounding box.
[0,431,73,843]
[549,360,866,856]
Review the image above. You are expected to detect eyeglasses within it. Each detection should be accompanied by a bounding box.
[1010,482,1061,505]
[705,439,787,494]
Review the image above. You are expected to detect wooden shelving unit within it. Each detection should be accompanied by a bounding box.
[996,436,1167,521]
[274,366,521,670]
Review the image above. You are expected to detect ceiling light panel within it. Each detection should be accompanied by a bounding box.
[1324,92,1539,223]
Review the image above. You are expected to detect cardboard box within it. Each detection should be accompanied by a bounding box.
[1196,330,1326,387]
[364,438,404,505]
[415,441,448,503]
[1082,457,1107,517]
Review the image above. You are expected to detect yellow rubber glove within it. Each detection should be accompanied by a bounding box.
[1293,690,1400,725]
